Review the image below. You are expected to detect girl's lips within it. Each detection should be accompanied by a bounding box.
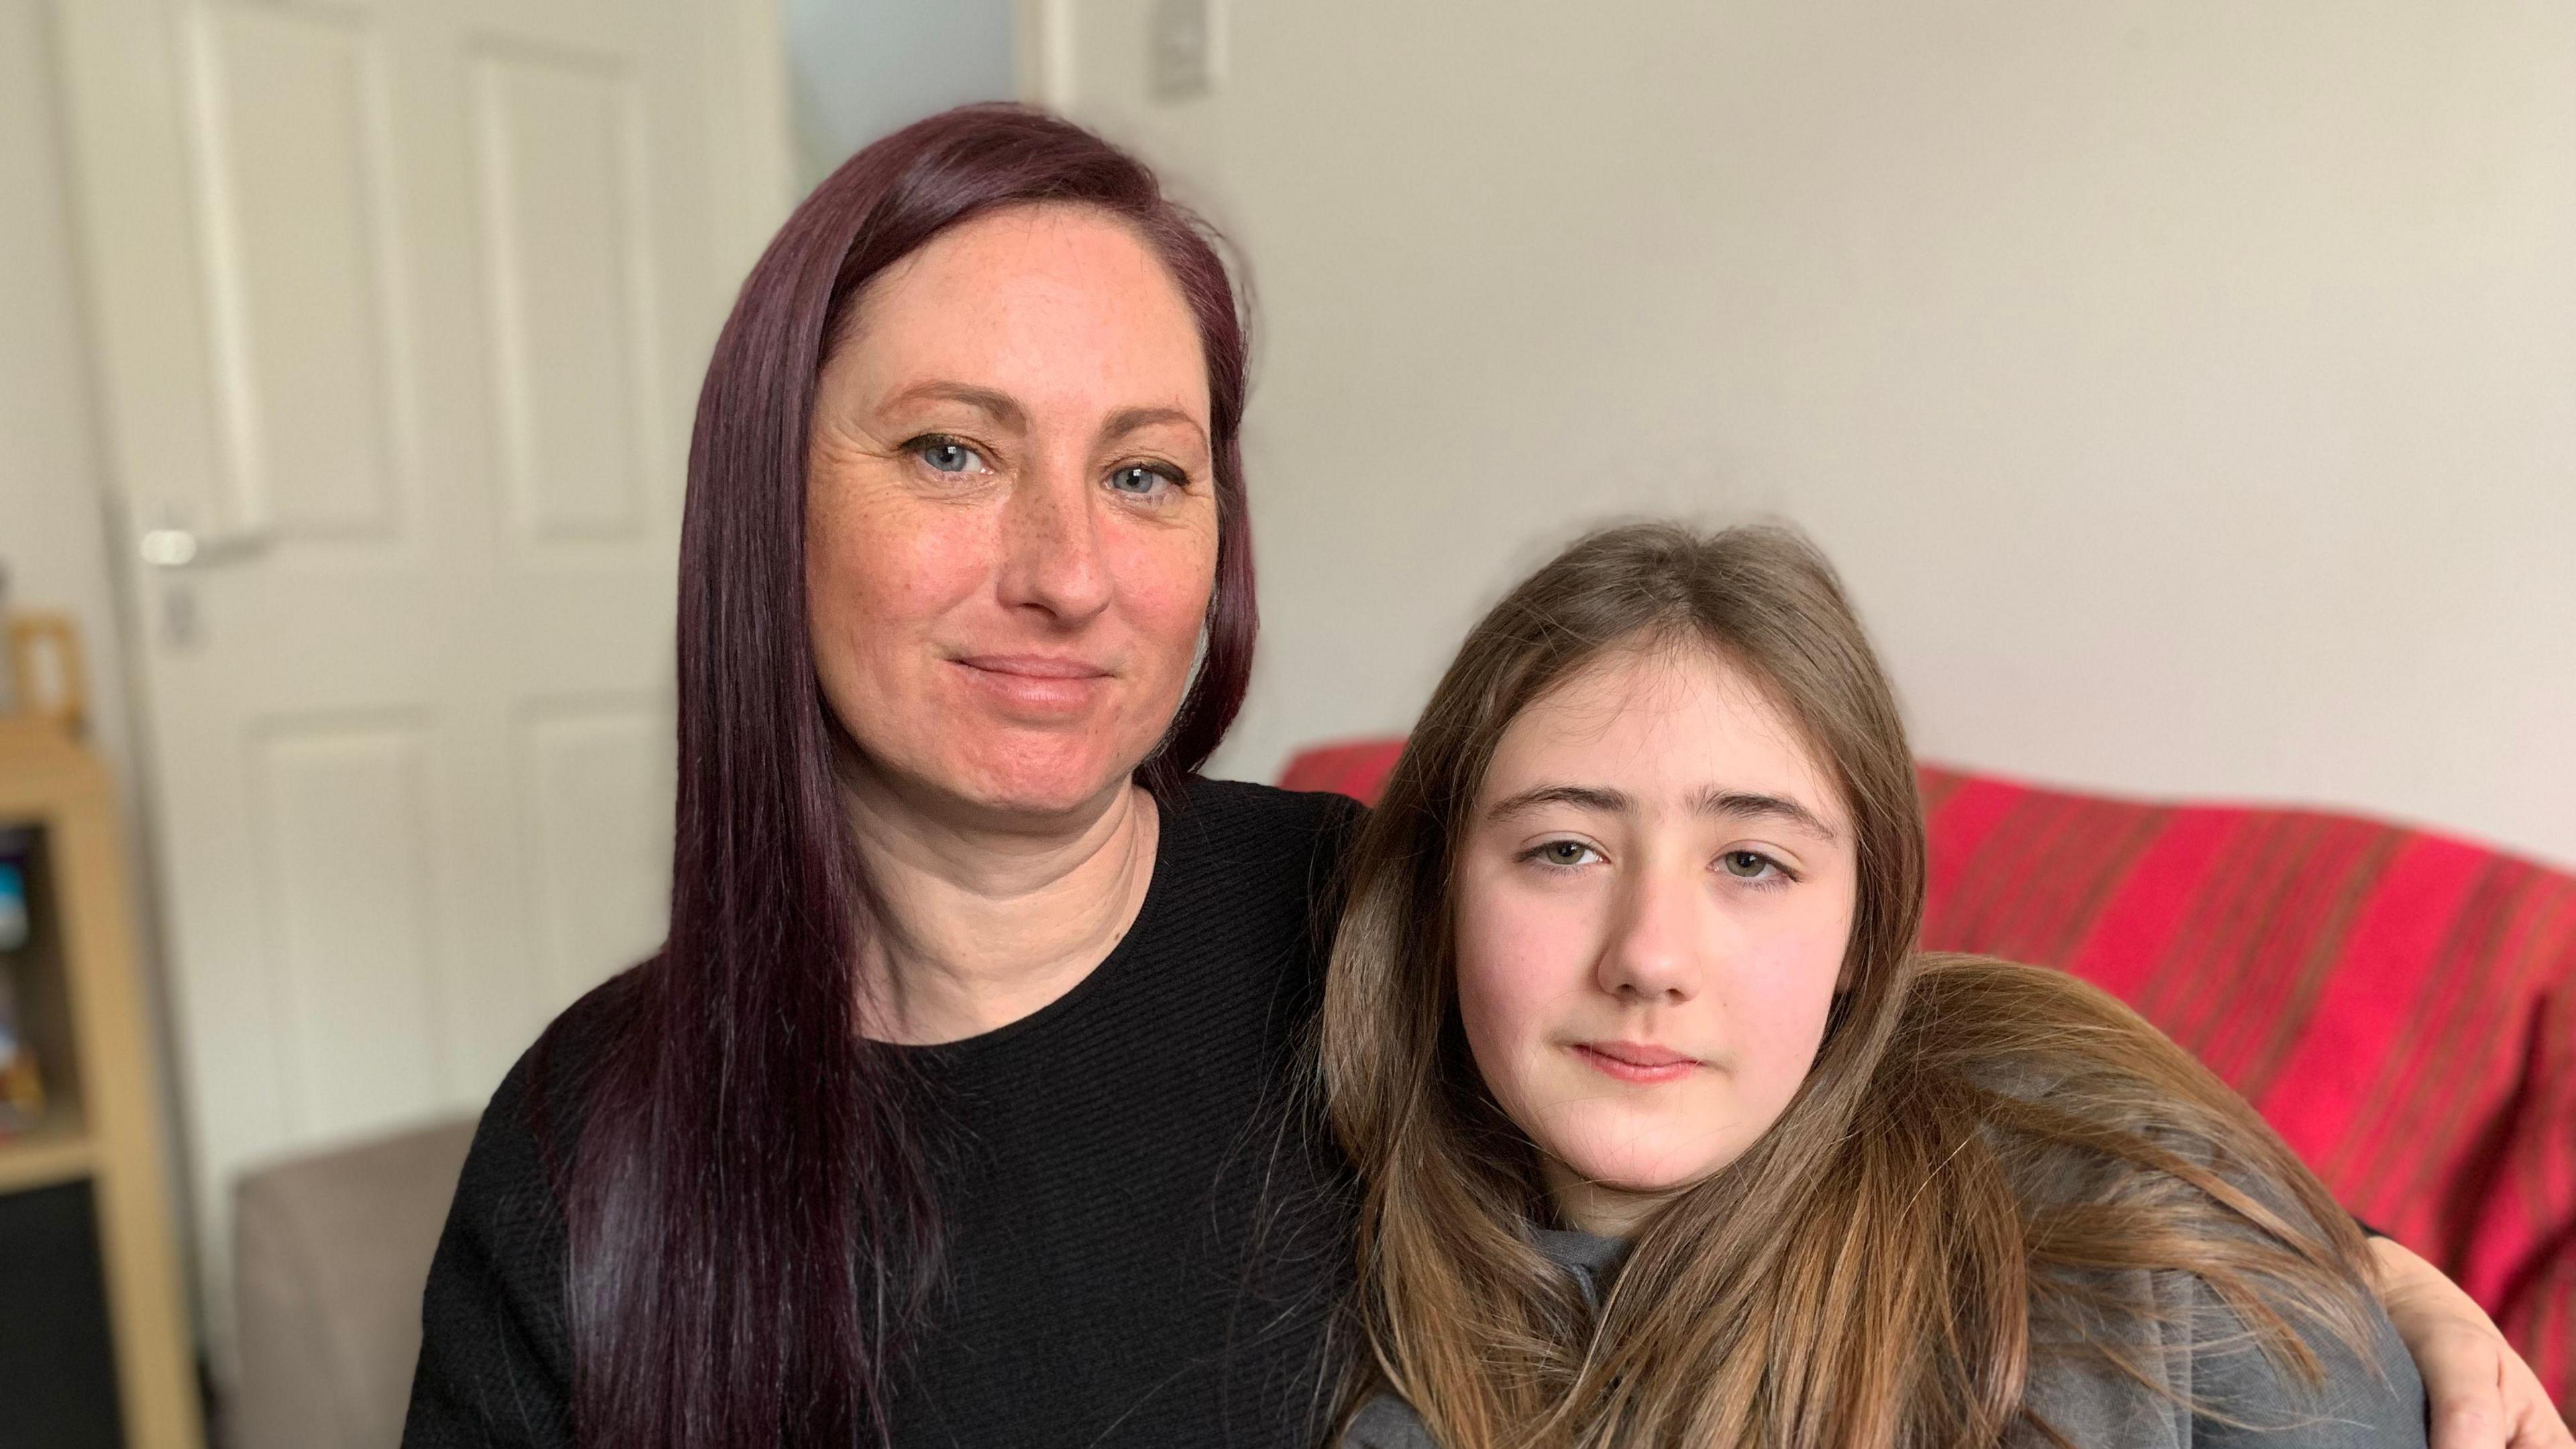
[1571,1041,1703,1084]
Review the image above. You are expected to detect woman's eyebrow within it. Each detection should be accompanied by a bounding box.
[1099,404,1208,447]
[881,380,1026,429]
[1691,786,1840,842]
[1485,784,1630,822]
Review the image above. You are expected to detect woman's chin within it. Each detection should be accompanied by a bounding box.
[935,743,1146,822]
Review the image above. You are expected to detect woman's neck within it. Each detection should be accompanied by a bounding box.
[841,763,1161,1046]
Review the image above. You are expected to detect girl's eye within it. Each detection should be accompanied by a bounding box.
[1720,850,1782,881]
[1108,463,1181,496]
[913,437,988,475]
[1528,839,1599,869]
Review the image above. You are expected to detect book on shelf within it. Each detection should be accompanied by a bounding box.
[0,844,42,1136]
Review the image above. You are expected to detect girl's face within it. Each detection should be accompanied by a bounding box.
[1453,645,1858,1236]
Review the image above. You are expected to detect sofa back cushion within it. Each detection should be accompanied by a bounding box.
[1917,765,2576,1398]
[234,1117,477,1449]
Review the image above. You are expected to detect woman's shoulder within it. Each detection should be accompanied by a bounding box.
[490,969,637,1152]
[1174,774,1367,846]
[1165,775,1368,894]
[406,972,638,1444]
[434,969,636,1267]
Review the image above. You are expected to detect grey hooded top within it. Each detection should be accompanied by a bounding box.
[1341,1226,2426,1449]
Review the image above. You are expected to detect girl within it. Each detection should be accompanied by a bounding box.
[1325,523,2426,1448]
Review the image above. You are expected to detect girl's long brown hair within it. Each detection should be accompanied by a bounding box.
[1320,523,2382,1447]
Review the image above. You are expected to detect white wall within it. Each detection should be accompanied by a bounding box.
[1057,0,2576,869]
[786,0,1016,188]
[0,0,142,822]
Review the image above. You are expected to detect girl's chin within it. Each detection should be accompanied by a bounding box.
[1546,1142,1728,1200]
[1580,1167,1711,1198]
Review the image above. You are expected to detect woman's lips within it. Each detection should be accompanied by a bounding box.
[1571,1041,1705,1085]
[949,653,1114,713]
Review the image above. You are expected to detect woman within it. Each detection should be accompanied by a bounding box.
[401,104,2559,1449]
[1328,524,2422,1447]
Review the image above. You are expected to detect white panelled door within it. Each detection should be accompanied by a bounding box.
[52,0,789,1370]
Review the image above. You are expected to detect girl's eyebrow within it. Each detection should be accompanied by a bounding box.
[1690,786,1841,843]
[1484,782,1841,843]
[1485,784,1629,821]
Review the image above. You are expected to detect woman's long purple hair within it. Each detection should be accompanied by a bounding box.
[559,105,1257,1448]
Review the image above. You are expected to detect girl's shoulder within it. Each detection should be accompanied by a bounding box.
[2019,1262,2426,1448]
[1339,1392,1439,1449]
[1896,957,2425,1445]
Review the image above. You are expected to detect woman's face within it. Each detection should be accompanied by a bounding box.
[806,203,1219,822]
[1452,645,1858,1234]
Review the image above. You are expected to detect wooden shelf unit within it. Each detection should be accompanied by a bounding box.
[0,706,205,1449]
[0,1108,97,1194]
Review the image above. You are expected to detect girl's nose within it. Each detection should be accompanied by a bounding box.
[1596,861,1704,1005]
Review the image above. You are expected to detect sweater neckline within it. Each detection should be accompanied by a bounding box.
[1532,1226,1631,1309]
[883,778,1189,1068]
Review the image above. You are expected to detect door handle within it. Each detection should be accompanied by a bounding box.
[138,527,272,570]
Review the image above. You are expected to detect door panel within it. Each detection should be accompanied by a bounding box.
[516,699,673,1018]
[195,1,408,539]
[54,0,788,1378]
[472,44,665,549]
[252,717,447,1137]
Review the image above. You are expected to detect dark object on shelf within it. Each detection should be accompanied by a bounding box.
[0,1179,125,1449]
[0,833,27,948]
[0,949,42,1135]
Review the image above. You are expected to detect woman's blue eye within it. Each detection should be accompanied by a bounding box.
[1110,464,1172,494]
[1721,851,1780,880]
[916,439,983,474]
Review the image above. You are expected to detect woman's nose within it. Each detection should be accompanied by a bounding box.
[1597,863,1705,1004]
[996,457,1113,623]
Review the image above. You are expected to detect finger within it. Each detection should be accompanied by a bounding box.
[2504,1392,2565,1444]
[2432,1393,2506,1449]
[2426,1342,2510,1449]
[2494,1320,2571,1448]
[2505,1406,2576,1449]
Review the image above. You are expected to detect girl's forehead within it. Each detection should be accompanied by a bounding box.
[1484,646,1844,819]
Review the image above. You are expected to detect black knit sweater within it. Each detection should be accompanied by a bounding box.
[401,778,1363,1449]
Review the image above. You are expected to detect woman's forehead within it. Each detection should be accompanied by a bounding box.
[837,204,1208,413]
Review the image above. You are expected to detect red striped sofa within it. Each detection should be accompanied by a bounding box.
[1279,741,2576,1401]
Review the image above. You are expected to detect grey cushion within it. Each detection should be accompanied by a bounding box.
[232,1117,476,1449]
